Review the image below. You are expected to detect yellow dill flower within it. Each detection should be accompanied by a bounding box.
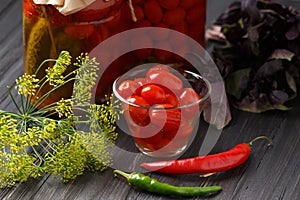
[73,53,99,105]
[15,73,39,96]
[24,126,43,146]
[56,51,72,67]
[46,51,72,86]
[42,118,58,139]
[56,98,74,118]
[0,115,26,153]
[80,132,113,172]
[44,132,87,181]
[0,152,36,187]
[88,103,118,141]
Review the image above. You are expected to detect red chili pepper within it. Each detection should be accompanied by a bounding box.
[140,136,272,174]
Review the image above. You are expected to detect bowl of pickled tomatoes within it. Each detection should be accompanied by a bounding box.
[113,64,211,158]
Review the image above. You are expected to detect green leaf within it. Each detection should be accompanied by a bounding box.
[225,68,251,99]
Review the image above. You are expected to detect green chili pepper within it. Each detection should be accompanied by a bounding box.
[113,170,222,197]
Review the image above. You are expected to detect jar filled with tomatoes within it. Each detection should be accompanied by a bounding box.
[23,0,207,105]
[23,0,123,106]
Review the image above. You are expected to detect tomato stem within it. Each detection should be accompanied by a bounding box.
[248,135,272,147]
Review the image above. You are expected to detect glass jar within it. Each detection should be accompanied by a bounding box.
[23,0,123,106]
[23,0,207,105]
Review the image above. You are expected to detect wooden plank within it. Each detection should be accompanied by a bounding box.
[1,0,300,200]
[0,1,22,43]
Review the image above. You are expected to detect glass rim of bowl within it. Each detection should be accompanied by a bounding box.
[112,70,212,110]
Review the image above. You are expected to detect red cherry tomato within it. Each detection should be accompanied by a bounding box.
[159,0,179,10]
[179,0,197,9]
[117,80,141,99]
[133,5,144,21]
[134,77,148,86]
[180,88,201,105]
[133,128,168,151]
[165,92,180,106]
[74,0,110,22]
[23,0,39,20]
[126,95,150,126]
[141,84,166,105]
[172,21,188,34]
[186,4,205,24]
[179,88,201,119]
[131,19,151,29]
[151,22,170,41]
[149,104,181,132]
[146,65,170,78]
[144,0,163,23]
[147,71,183,94]
[176,120,194,139]
[163,8,186,26]
[88,25,110,47]
[64,24,95,39]
[48,7,72,27]
[129,123,162,139]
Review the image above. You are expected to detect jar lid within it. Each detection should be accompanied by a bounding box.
[33,0,96,15]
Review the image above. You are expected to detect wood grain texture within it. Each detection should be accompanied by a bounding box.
[0,0,300,200]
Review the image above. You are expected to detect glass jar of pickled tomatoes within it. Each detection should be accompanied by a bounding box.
[23,0,207,105]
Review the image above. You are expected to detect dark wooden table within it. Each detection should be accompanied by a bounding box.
[1,0,300,199]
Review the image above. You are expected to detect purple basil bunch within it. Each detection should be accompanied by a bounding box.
[212,0,300,112]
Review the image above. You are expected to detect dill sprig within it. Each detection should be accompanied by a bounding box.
[0,51,119,187]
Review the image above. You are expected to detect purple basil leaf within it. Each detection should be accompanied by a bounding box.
[225,68,251,99]
[285,71,297,94]
[241,0,261,25]
[257,2,289,20]
[232,93,290,113]
[249,83,259,100]
[212,0,300,113]
[271,80,278,89]
[285,24,299,40]
[248,23,261,42]
[255,60,283,79]
[269,90,289,105]
[215,2,242,25]
[287,40,300,55]
[222,24,245,44]
[269,49,295,61]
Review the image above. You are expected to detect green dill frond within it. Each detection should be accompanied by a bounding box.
[0,51,120,187]
[15,73,39,96]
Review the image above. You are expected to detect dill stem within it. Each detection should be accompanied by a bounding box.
[7,87,23,114]
[34,59,56,76]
